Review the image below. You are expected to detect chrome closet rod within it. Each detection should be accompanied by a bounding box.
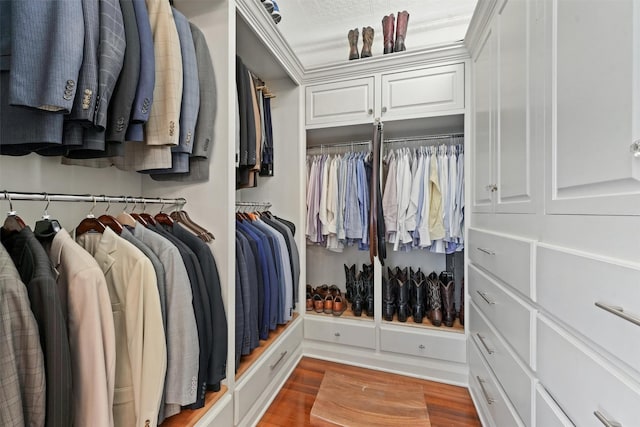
[235,201,272,207]
[384,133,464,145]
[306,141,372,150]
[0,191,186,206]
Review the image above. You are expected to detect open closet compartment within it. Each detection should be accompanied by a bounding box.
[302,47,471,386]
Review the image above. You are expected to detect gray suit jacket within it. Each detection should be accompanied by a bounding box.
[150,22,217,182]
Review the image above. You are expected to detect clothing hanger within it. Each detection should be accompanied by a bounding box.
[97,197,123,235]
[1,191,26,238]
[115,196,138,227]
[75,196,106,236]
[34,193,62,240]
[154,199,174,227]
[170,202,214,242]
[138,200,157,226]
[129,198,149,227]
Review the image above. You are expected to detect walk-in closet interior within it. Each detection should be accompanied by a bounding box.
[1,0,639,426]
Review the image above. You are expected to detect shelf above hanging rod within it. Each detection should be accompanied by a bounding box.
[0,191,186,206]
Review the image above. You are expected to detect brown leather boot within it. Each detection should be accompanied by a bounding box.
[361,26,374,58]
[382,14,395,54]
[427,272,442,326]
[348,28,359,60]
[440,271,455,327]
[394,10,409,52]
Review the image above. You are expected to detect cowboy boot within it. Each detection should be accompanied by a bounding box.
[383,267,398,321]
[348,28,359,60]
[459,277,465,326]
[362,264,374,317]
[411,268,427,323]
[361,26,374,58]
[396,267,411,322]
[440,271,455,327]
[352,280,364,316]
[344,264,356,302]
[427,272,442,326]
[394,10,409,52]
[382,14,395,54]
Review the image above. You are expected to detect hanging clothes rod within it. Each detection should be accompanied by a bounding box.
[306,141,372,151]
[0,191,186,206]
[384,133,464,145]
[235,201,272,207]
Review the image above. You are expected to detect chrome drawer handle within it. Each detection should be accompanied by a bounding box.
[476,333,494,355]
[334,332,341,337]
[477,247,496,256]
[594,410,622,427]
[367,108,373,115]
[418,344,425,349]
[477,290,496,305]
[269,351,288,370]
[595,302,640,327]
[476,376,495,405]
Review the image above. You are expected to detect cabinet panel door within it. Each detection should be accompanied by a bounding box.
[472,27,497,212]
[547,0,640,215]
[305,77,374,127]
[496,0,534,213]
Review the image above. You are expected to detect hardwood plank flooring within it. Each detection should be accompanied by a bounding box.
[258,357,481,427]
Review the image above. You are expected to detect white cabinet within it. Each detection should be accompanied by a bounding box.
[546,0,640,215]
[471,0,536,214]
[379,326,466,364]
[304,316,376,350]
[305,63,465,128]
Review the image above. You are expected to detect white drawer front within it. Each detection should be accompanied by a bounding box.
[468,228,533,298]
[469,340,525,427]
[537,244,640,375]
[305,78,374,126]
[537,316,640,427]
[470,303,533,426]
[304,317,376,350]
[381,63,464,120]
[235,322,302,421]
[535,384,574,427]
[469,264,533,366]
[379,326,466,363]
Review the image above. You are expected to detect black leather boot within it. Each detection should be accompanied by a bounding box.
[427,272,442,326]
[440,271,455,327]
[352,280,364,317]
[362,264,374,317]
[344,264,356,302]
[383,267,398,321]
[396,267,411,322]
[410,268,426,323]
[459,277,465,326]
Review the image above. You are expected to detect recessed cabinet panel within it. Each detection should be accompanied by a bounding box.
[379,326,466,364]
[548,0,640,214]
[535,384,574,427]
[537,316,640,427]
[380,64,464,121]
[305,78,374,127]
[304,317,376,350]
[537,244,640,375]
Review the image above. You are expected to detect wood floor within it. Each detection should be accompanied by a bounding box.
[258,357,481,427]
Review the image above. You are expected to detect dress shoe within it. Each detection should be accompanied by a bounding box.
[396,267,411,322]
[439,271,455,327]
[382,14,395,54]
[313,294,324,313]
[427,272,442,326]
[362,263,374,317]
[348,28,359,60]
[306,293,313,311]
[410,268,426,323]
[333,296,346,316]
[323,295,334,315]
[314,284,329,299]
[383,267,398,321]
[329,284,341,298]
[361,26,374,58]
[394,10,409,52]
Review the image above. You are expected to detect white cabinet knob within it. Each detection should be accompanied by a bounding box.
[381,106,387,113]
[418,344,425,349]
[334,332,341,337]
[368,108,373,115]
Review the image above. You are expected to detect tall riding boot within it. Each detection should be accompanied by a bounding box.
[396,267,411,322]
[394,10,409,52]
[362,264,374,317]
[459,277,465,326]
[348,28,359,60]
[382,14,395,54]
[361,26,374,58]
[440,271,455,327]
[352,280,364,317]
[411,268,427,323]
[383,267,398,321]
[427,272,442,326]
[344,264,356,302]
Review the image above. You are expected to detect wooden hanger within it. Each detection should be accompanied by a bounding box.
[33,194,62,240]
[170,203,214,242]
[115,197,138,228]
[139,200,157,226]
[97,198,123,235]
[129,198,149,227]
[154,199,174,227]
[76,197,106,236]
[1,192,26,238]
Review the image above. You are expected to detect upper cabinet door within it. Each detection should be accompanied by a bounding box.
[472,27,497,213]
[305,77,375,128]
[547,0,640,215]
[380,64,465,122]
[496,0,535,213]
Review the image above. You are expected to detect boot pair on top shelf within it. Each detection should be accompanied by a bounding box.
[344,264,374,317]
[382,10,410,54]
[348,27,375,60]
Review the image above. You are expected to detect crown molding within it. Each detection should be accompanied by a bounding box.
[235,0,305,84]
[464,0,499,57]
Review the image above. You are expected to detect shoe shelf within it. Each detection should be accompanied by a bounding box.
[306,302,375,322]
[160,386,229,427]
[382,315,464,334]
[235,312,301,380]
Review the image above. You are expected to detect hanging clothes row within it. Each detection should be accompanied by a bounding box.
[0,195,226,427]
[382,139,465,254]
[235,204,299,369]
[0,1,216,181]
[235,56,275,189]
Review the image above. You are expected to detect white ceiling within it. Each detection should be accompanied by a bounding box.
[275,0,478,69]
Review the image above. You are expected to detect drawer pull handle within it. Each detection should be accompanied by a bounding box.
[595,302,640,327]
[476,333,494,355]
[594,410,622,427]
[269,351,288,370]
[476,376,495,405]
[477,290,496,305]
[477,247,496,256]
[334,332,341,337]
[418,344,425,349]
[368,108,373,115]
